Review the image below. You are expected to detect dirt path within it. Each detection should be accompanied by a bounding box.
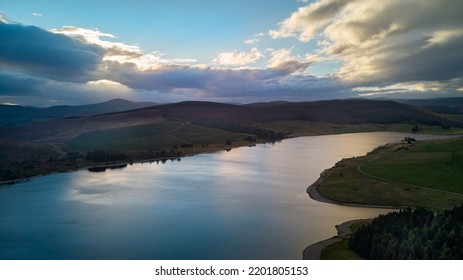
[165,122,189,143]
[357,165,463,197]
[167,122,186,134]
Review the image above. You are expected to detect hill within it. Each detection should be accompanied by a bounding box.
[149,99,463,129]
[2,99,462,143]
[2,98,463,182]
[395,97,463,115]
[0,98,156,127]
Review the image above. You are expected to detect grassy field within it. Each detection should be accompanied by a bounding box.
[316,137,463,210]
[257,121,463,137]
[379,123,463,135]
[361,137,463,194]
[67,121,250,152]
[316,137,463,260]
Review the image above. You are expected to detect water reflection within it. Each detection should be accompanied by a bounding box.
[0,132,455,259]
[87,163,128,172]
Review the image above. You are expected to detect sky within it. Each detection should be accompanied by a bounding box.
[1,0,463,106]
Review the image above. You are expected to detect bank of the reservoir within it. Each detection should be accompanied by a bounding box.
[303,135,463,259]
[1,132,457,260]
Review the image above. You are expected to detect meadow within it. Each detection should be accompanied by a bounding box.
[68,121,249,152]
[317,137,463,259]
[361,137,463,194]
[317,137,463,210]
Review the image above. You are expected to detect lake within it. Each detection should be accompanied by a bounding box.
[0,132,451,259]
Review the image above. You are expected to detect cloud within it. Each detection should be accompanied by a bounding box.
[267,48,294,68]
[86,79,131,91]
[0,8,374,107]
[0,23,147,106]
[0,22,104,83]
[244,39,258,44]
[0,75,143,107]
[50,26,140,54]
[97,57,354,103]
[0,19,354,106]
[270,0,463,96]
[213,48,264,66]
[104,51,197,71]
[32,12,43,17]
[0,13,9,23]
[266,48,311,73]
[51,26,197,72]
[200,73,353,102]
[269,0,354,41]
[3,0,463,107]
[244,32,265,44]
[0,71,46,95]
[354,79,463,99]
[305,53,326,64]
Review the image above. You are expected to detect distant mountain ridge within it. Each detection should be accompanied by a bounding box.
[394,97,463,114]
[2,98,462,143]
[156,99,460,127]
[0,98,157,127]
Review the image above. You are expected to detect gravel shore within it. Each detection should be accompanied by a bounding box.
[303,168,397,259]
[302,219,369,260]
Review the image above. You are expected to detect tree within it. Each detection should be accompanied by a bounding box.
[349,204,463,259]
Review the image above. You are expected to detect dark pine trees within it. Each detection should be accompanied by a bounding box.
[349,204,463,259]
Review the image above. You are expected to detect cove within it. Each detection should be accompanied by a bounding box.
[0,132,451,259]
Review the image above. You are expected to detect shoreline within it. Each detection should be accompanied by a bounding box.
[303,167,401,260]
[0,156,180,186]
[3,131,459,187]
[1,132,452,260]
[1,156,202,187]
[306,169,401,209]
[0,139,265,186]
[303,133,463,258]
[302,218,370,260]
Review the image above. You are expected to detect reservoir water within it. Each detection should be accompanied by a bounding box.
[0,132,452,259]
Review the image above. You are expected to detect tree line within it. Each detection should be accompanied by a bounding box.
[349,204,463,259]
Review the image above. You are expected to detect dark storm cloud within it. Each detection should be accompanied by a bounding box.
[103,60,352,102]
[102,61,293,92]
[368,35,463,85]
[0,71,45,95]
[0,22,104,83]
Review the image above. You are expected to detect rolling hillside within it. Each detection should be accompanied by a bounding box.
[2,99,462,143]
[160,99,459,126]
[0,98,156,127]
[2,98,463,182]
[396,97,463,115]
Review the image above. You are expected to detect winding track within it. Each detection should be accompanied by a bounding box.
[357,165,463,197]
